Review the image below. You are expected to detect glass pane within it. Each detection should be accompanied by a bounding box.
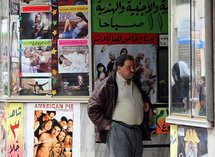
[0,19,9,96]
[170,0,191,114]
[191,0,206,116]
[0,1,9,96]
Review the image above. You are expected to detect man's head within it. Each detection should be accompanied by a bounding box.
[46,111,56,119]
[145,58,151,67]
[109,52,115,61]
[59,116,68,129]
[67,119,73,131]
[116,55,135,80]
[136,52,144,60]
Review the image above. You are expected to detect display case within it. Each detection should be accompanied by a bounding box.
[0,0,90,99]
[167,0,213,127]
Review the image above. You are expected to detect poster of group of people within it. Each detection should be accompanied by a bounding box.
[26,103,74,157]
[93,43,157,104]
[8,0,90,96]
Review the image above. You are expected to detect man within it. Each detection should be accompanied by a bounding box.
[66,119,73,133]
[59,116,68,130]
[88,54,152,157]
[107,52,116,75]
[28,81,49,95]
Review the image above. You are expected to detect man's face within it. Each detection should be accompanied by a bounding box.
[118,60,135,80]
[67,120,73,130]
[145,58,151,67]
[138,53,144,60]
[51,126,61,137]
[48,112,55,119]
[109,53,115,60]
[60,120,67,128]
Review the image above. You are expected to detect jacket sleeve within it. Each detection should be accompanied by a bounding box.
[87,83,111,130]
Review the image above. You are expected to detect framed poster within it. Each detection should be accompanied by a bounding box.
[25,102,78,157]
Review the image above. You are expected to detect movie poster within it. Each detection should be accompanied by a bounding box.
[170,125,178,157]
[20,6,52,39]
[177,126,208,157]
[93,43,157,104]
[52,39,89,96]
[58,5,88,39]
[0,103,6,157]
[25,103,75,157]
[19,77,51,95]
[20,40,52,76]
[6,103,24,157]
[58,40,89,73]
[156,107,170,134]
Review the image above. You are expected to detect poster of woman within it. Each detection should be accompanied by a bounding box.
[58,6,88,39]
[20,12,52,39]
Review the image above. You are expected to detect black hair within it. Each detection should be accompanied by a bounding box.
[59,55,65,64]
[120,48,128,55]
[96,63,107,78]
[115,54,134,68]
[47,111,56,116]
[67,119,73,122]
[76,12,88,23]
[60,116,68,122]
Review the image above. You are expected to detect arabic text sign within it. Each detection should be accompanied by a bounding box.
[7,103,24,157]
[92,0,168,33]
[92,32,158,44]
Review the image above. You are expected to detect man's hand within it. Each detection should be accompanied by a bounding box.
[104,125,111,130]
[144,102,150,112]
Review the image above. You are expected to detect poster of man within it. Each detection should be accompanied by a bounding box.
[93,44,157,104]
[19,78,51,95]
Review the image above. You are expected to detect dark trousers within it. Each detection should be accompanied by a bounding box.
[107,120,143,157]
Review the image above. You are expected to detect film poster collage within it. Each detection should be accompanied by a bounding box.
[9,1,88,157]
[10,0,89,97]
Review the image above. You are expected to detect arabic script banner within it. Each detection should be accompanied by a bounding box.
[7,103,24,157]
[92,0,168,33]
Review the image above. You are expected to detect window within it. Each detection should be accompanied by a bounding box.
[168,0,213,126]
